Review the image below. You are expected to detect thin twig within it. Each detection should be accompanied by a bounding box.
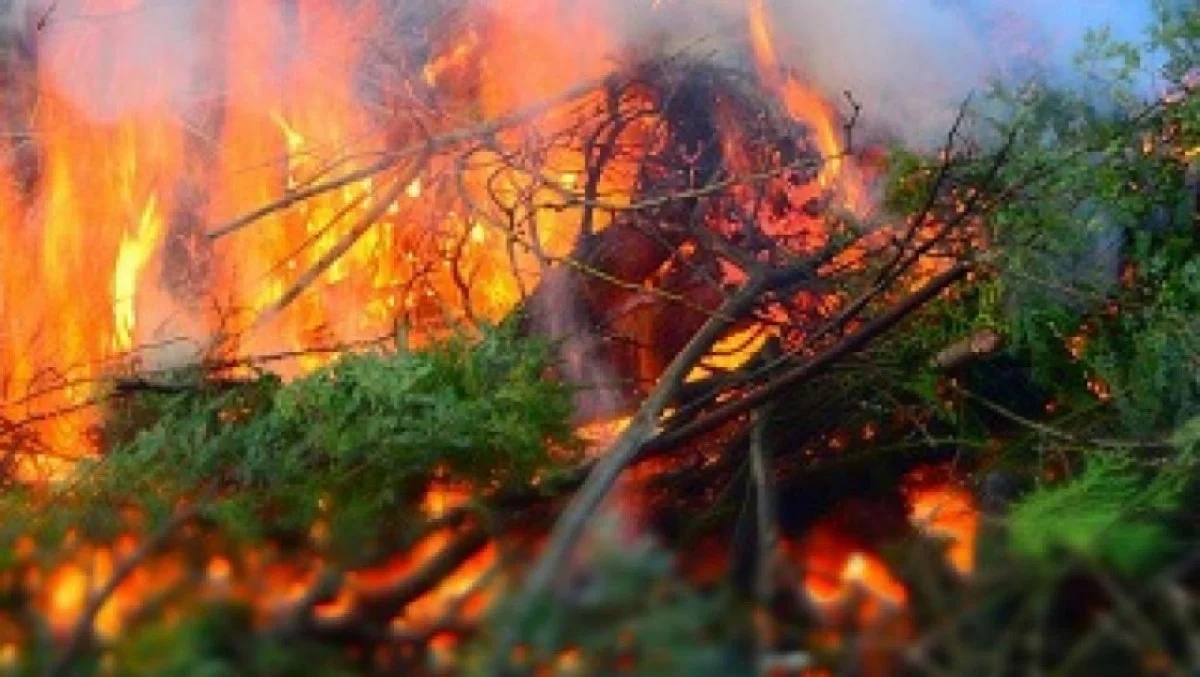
[951,384,1172,453]
[648,264,971,454]
[208,74,620,241]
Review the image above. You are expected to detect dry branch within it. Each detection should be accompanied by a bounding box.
[648,263,971,453]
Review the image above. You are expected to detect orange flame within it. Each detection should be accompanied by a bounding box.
[747,0,866,214]
[0,0,979,657]
[905,481,978,575]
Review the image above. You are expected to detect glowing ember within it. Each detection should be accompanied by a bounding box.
[794,526,907,613]
[905,481,978,575]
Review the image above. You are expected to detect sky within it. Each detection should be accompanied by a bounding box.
[953,0,1158,76]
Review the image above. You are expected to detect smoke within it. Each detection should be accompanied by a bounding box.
[30,0,215,120]
[527,268,627,425]
[634,0,1157,147]
[28,0,1159,140]
[477,0,1157,148]
[764,0,1157,145]
[29,0,332,122]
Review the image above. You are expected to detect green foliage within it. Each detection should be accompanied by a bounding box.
[9,324,577,566]
[877,3,1200,582]
[106,603,357,677]
[1007,449,1191,575]
[1150,0,1200,81]
[470,519,752,676]
[1088,250,1200,433]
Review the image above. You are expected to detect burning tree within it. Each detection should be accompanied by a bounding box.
[1,0,1199,675]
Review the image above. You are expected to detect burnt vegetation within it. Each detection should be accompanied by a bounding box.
[0,0,1199,675]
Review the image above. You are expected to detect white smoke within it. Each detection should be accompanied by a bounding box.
[758,0,1157,146]
[29,0,1158,141]
[481,0,1157,148]
[30,0,214,120]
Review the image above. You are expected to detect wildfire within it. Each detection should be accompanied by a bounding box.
[0,0,872,475]
[0,0,975,663]
[747,0,867,214]
[0,0,612,477]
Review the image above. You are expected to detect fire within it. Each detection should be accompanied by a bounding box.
[0,0,624,476]
[793,472,978,624]
[747,0,867,214]
[905,481,978,575]
[46,566,88,634]
[0,0,872,474]
[794,526,907,613]
[112,196,164,352]
[0,0,979,662]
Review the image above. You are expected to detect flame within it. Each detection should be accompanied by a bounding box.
[747,0,866,214]
[905,481,978,575]
[0,0,866,473]
[795,472,978,624]
[687,325,770,382]
[0,0,626,475]
[422,480,473,518]
[795,526,907,613]
[0,0,979,657]
[0,0,642,642]
[112,195,165,351]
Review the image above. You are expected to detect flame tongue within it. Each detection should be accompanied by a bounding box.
[747,0,866,214]
[113,195,164,352]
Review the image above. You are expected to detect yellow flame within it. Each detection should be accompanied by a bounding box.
[112,195,163,351]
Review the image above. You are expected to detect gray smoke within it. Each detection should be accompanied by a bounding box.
[758,0,1157,146]
[28,0,1159,143]
[478,0,1157,148]
[30,0,215,120]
